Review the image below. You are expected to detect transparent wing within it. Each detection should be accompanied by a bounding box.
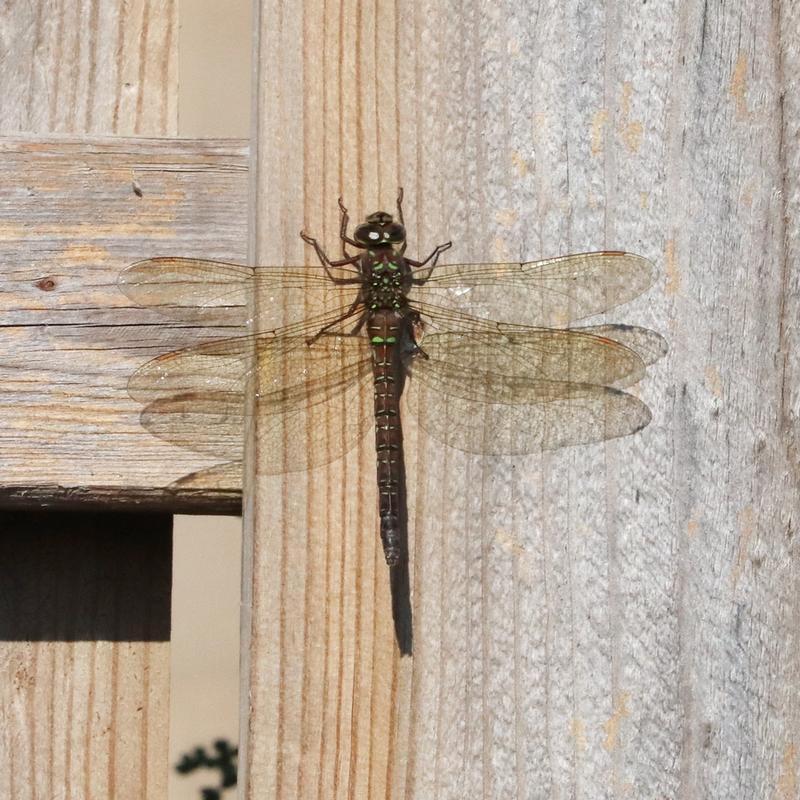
[130,318,374,473]
[120,253,655,330]
[408,369,652,455]
[171,461,244,489]
[415,317,650,390]
[128,303,366,404]
[122,252,663,466]
[574,323,669,370]
[409,251,654,326]
[405,315,660,454]
[119,256,361,326]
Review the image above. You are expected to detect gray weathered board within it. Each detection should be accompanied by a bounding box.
[0,137,247,511]
[239,1,799,799]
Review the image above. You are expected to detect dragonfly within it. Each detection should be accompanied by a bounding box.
[120,190,666,655]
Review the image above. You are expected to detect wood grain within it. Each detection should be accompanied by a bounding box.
[240,1,799,798]
[0,136,248,510]
[3,3,182,800]
[0,0,177,136]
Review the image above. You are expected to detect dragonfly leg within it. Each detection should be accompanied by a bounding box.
[300,230,361,282]
[407,342,429,361]
[338,197,361,257]
[306,302,365,345]
[407,240,453,282]
[396,188,408,255]
[395,186,405,225]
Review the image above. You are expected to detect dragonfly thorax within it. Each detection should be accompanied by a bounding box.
[363,253,410,311]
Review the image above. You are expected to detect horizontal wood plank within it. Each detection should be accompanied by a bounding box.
[0,136,248,511]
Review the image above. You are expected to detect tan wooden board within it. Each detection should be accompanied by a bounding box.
[239,1,799,799]
[0,0,177,136]
[0,136,248,512]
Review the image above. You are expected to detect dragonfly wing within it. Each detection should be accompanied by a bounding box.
[409,252,655,326]
[416,323,649,390]
[406,321,656,454]
[132,325,374,473]
[119,256,361,326]
[128,304,365,404]
[407,367,652,455]
[171,460,243,489]
[255,333,374,473]
[574,324,669,370]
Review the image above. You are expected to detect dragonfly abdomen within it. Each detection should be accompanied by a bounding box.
[367,310,407,567]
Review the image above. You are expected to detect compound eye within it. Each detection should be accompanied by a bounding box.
[354,223,379,244]
[386,223,406,242]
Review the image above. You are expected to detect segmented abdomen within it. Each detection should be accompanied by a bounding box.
[367,310,405,566]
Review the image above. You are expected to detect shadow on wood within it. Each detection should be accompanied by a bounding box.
[0,511,172,641]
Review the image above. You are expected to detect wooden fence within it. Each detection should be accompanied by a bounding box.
[1,2,797,798]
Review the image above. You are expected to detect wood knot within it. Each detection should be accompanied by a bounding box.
[36,277,56,291]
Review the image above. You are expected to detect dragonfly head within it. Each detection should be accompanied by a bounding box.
[354,211,406,251]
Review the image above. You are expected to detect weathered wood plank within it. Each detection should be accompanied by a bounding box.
[0,136,248,510]
[1,4,181,800]
[0,512,172,800]
[0,0,177,136]
[242,3,414,798]
[241,1,799,799]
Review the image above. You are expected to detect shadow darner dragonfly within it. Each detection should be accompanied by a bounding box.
[120,192,666,655]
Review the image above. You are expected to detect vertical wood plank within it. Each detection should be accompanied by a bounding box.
[0,0,177,136]
[0,514,172,800]
[0,1,177,798]
[243,3,408,799]
[242,1,799,798]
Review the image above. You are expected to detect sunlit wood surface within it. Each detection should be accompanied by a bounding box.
[0,0,177,135]
[240,1,799,799]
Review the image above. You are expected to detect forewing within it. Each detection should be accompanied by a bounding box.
[409,251,654,326]
[119,256,360,326]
